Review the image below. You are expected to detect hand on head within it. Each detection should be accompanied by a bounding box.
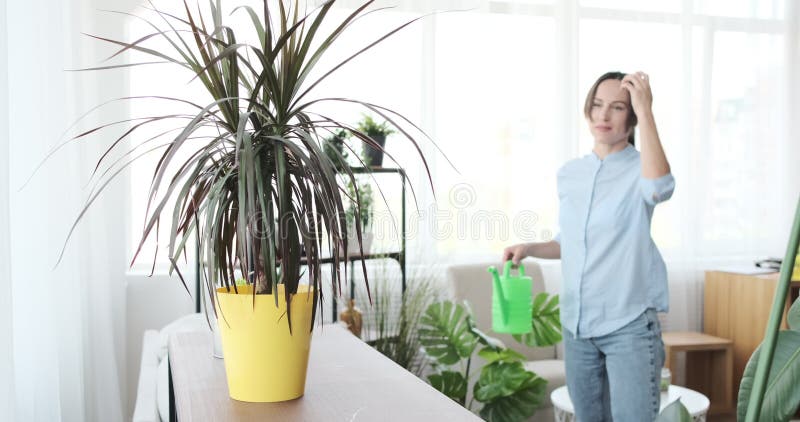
[620,71,653,116]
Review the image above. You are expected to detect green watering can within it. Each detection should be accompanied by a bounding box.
[488,261,533,334]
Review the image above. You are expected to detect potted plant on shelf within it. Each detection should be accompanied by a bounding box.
[344,178,374,257]
[322,129,350,172]
[66,0,434,403]
[357,114,395,167]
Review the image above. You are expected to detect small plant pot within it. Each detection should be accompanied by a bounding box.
[363,134,386,167]
[343,230,373,257]
[211,319,224,359]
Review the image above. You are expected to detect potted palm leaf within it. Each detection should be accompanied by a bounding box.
[67,0,434,403]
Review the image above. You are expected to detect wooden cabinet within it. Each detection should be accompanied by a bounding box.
[703,271,800,407]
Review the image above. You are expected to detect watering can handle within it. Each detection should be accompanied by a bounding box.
[503,260,525,277]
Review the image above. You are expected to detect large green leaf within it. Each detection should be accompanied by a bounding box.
[737,330,800,422]
[465,309,504,351]
[428,371,468,404]
[474,361,535,402]
[477,371,547,422]
[419,301,477,365]
[477,347,526,365]
[513,293,562,347]
[656,399,692,422]
[788,297,800,331]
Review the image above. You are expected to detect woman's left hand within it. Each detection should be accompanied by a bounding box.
[620,71,653,117]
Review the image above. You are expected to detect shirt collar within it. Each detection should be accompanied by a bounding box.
[588,143,636,164]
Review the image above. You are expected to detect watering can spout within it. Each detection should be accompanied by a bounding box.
[488,266,502,292]
[488,266,507,325]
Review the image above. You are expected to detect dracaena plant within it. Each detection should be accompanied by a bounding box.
[58,0,437,327]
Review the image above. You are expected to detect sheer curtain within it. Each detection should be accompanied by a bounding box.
[317,0,800,331]
[2,0,137,421]
[1,0,15,419]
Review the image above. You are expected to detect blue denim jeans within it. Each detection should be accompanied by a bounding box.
[563,308,665,422]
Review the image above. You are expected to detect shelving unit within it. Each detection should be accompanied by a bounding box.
[330,167,407,322]
[193,166,408,324]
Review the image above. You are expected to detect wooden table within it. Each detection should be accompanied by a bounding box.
[168,324,481,421]
[662,331,733,416]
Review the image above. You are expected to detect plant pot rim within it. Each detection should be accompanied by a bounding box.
[216,284,314,296]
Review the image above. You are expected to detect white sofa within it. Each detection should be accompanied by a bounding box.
[446,260,566,422]
[132,313,210,422]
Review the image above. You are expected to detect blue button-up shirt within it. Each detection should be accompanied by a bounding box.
[554,144,675,338]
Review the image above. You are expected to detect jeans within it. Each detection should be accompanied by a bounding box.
[563,308,665,422]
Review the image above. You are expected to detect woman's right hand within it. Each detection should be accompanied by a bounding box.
[502,243,531,266]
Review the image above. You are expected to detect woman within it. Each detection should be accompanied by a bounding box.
[503,71,675,421]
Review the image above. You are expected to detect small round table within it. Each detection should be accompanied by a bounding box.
[550,385,710,422]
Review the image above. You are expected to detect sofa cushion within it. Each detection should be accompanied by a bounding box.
[446,260,557,361]
[157,313,209,362]
[132,330,161,422]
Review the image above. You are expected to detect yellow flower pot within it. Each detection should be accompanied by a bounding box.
[215,284,314,402]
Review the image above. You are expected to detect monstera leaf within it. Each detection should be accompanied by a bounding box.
[474,361,534,402]
[465,310,504,351]
[737,329,800,422]
[477,347,526,364]
[419,301,478,365]
[656,399,692,422]
[513,293,562,347]
[475,363,547,422]
[787,296,800,331]
[428,371,468,403]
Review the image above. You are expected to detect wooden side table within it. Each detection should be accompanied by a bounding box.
[662,331,733,416]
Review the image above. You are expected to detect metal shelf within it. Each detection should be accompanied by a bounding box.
[331,167,406,322]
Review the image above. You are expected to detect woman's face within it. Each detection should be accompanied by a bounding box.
[588,79,632,145]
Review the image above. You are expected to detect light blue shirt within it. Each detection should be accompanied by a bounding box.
[554,144,675,339]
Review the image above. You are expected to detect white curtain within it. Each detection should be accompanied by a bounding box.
[2,0,137,420]
[1,0,15,419]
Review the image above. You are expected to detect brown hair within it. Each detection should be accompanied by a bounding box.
[583,71,637,146]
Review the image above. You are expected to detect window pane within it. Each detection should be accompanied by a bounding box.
[701,32,785,253]
[434,13,559,256]
[694,0,785,19]
[580,0,682,14]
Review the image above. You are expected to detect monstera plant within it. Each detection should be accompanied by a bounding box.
[419,293,561,422]
[60,0,437,403]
